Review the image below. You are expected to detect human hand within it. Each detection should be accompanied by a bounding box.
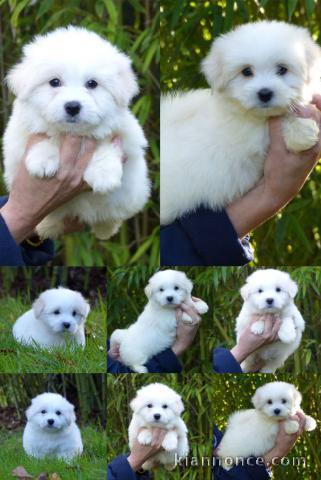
[172,302,201,356]
[0,134,96,243]
[263,412,306,466]
[127,428,166,472]
[227,103,321,238]
[108,342,121,361]
[231,314,282,369]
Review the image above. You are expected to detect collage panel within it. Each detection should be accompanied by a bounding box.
[0,373,106,479]
[0,267,107,374]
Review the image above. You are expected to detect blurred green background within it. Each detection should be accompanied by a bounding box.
[0,0,159,266]
[161,0,321,266]
[107,373,321,479]
[107,266,321,374]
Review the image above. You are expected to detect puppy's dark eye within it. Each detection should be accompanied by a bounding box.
[282,399,287,404]
[159,288,164,292]
[53,309,60,315]
[241,67,254,77]
[49,78,62,87]
[56,410,61,415]
[276,287,281,292]
[174,286,179,291]
[86,79,98,89]
[147,404,153,408]
[162,404,168,409]
[258,289,263,293]
[41,410,47,414]
[277,65,288,76]
[267,399,272,405]
[72,310,77,317]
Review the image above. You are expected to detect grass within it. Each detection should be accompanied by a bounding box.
[0,425,106,480]
[0,296,106,373]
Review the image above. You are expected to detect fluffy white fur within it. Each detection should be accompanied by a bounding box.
[128,383,189,470]
[12,287,90,348]
[217,382,316,470]
[3,26,150,239]
[236,269,305,373]
[110,269,208,372]
[161,21,321,225]
[23,392,83,460]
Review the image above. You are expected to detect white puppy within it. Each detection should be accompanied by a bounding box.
[4,26,150,239]
[110,269,208,372]
[13,287,90,348]
[217,381,316,470]
[23,392,83,460]
[161,21,321,225]
[129,383,189,470]
[236,269,305,373]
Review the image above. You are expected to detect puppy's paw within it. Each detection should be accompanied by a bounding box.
[91,221,122,240]
[194,299,209,314]
[132,365,148,373]
[284,420,299,434]
[251,320,265,335]
[283,116,319,152]
[83,148,123,193]
[181,312,194,324]
[305,415,317,431]
[26,141,59,178]
[278,324,296,343]
[138,429,152,445]
[162,431,178,451]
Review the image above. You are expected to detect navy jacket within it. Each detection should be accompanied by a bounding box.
[160,206,253,266]
[213,426,271,479]
[0,197,54,266]
[107,455,150,480]
[213,348,243,374]
[107,340,182,373]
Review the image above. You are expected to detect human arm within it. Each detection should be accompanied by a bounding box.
[0,134,95,244]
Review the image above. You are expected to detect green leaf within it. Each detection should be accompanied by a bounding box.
[305,0,316,18]
[287,0,299,20]
[10,0,30,29]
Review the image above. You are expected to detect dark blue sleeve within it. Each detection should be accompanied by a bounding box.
[213,348,243,374]
[213,426,271,479]
[160,206,253,266]
[107,339,182,373]
[107,455,150,479]
[0,197,54,266]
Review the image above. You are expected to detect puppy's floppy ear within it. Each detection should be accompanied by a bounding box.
[251,388,264,409]
[108,53,139,107]
[201,37,230,91]
[240,283,250,301]
[284,275,298,298]
[64,400,76,425]
[130,393,145,413]
[182,273,193,294]
[292,385,302,409]
[144,282,153,299]
[171,395,185,416]
[26,398,37,420]
[79,297,91,318]
[303,32,321,80]
[32,296,45,318]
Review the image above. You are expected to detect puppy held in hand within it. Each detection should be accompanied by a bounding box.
[23,392,83,460]
[236,269,305,372]
[217,381,316,471]
[110,269,208,372]
[129,383,189,470]
[4,26,150,240]
[161,21,321,225]
[13,287,90,348]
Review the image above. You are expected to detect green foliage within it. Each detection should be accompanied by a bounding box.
[0,426,106,479]
[108,266,321,373]
[107,373,321,479]
[161,0,321,265]
[0,0,159,266]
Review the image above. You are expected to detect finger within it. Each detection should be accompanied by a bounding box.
[77,137,96,170]
[295,104,320,123]
[262,315,273,333]
[26,133,48,151]
[312,94,321,110]
[271,316,282,338]
[191,296,201,302]
[151,428,163,447]
[176,309,183,321]
[268,117,287,149]
[59,135,83,168]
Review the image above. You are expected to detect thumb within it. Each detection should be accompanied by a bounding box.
[268,117,286,145]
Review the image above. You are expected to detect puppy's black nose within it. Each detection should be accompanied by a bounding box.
[47,419,54,425]
[154,413,161,421]
[166,296,173,302]
[65,101,81,116]
[63,322,70,329]
[266,298,274,305]
[274,409,281,415]
[258,88,273,103]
